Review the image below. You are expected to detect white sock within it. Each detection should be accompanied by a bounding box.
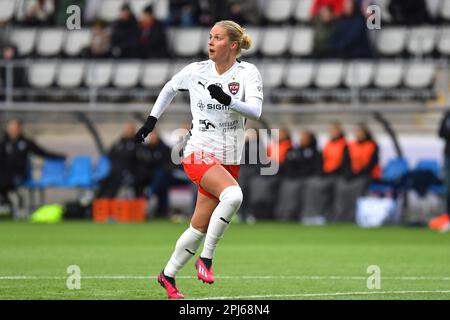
[201,185,243,260]
[164,225,205,278]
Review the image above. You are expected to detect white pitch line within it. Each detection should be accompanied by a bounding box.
[198,290,450,300]
[1,275,450,281]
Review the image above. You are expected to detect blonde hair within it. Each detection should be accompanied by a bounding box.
[214,20,252,56]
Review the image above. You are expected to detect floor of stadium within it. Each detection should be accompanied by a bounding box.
[0,221,449,300]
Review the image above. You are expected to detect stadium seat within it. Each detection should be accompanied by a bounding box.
[293,0,314,22]
[36,29,65,57]
[285,62,314,88]
[97,0,124,22]
[415,159,441,177]
[370,157,409,193]
[406,27,437,56]
[437,27,450,56]
[404,62,435,89]
[373,62,404,88]
[260,61,286,88]
[63,29,92,57]
[289,28,314,57]
[57,61,86,89]
[344,62,374,88]
[65,156,93,188]
[240,27,261,57]
[383,158,409,181]
[171,28,205,57]
[0,0,16,23]
[28,62,57,88]
[314,62,345,89]
[93,155,111,183]
[10,29,37,57]
[113,62,142,88]
[263,0,294,23]
[441,0,450,20]
[35,158,67,188]
[375,27,408,56]
[260,28,290,57]
[85,62,113,88]
[141,62,169,88]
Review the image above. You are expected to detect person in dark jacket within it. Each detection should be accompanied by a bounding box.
[302,121,350,224]
[137,5,169,59]
[96,123,138,198]
[329,0,373,59]
[437,111,450,232]
[110,4,139,58]
[135,130,173,217]
[334,124,380,222]
[0,118,66,210]
[274,130,322,221]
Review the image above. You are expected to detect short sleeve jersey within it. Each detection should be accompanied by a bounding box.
[167,59,263,165]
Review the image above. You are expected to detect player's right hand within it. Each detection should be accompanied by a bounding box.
[134,116,157,144]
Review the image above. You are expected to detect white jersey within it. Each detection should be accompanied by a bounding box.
[167,59,264,165]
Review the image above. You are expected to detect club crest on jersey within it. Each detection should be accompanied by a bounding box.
[228,82,240,95]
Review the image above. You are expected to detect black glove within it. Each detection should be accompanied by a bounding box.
[135,116,157,144]
[207,84,231,106]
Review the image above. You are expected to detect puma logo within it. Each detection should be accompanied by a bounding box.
[198,81,206,89]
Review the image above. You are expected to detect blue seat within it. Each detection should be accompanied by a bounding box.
[415,159,444,195]
[93,155,111,183]
[34,158,67,188]
[415,159,441,177]
[370,158,409,193]
[65,155,93,188]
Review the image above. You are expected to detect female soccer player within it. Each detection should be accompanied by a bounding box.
[135,20,264,299]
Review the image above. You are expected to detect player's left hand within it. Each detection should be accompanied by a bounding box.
[207,84,232,106]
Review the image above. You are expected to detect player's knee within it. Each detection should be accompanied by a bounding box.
[219,185,243,210]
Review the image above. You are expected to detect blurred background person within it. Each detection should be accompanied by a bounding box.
[311,0,345,17]
[168,0,199,26]
[96,122,138,198]
[388,0,431,25]
[110,3,139,59]
[436,112,450,232]
[23,0,55,26]
[227,0,261,26]
[248,128,292,220]
[302,122,350,224]
[138,5,169,59]
[0,118,66,215]
[274,130,322,222]
[312,5,335,59]
[83,19,111,58]
[329,0,373,59]
[333,124,380,222]
[135,131,173,218]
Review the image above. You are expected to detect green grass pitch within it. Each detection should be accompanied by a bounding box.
[0,220,449,300]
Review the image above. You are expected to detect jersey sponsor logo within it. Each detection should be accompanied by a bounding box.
[197,100,205,111]
[199,119,216,131]
[207,103,229,111]
[228,82,240,95]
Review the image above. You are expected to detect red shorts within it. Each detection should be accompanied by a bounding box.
[181,151,240,199]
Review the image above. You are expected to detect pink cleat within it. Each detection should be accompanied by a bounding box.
[157,271,184,299]
[195,258,215,284]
